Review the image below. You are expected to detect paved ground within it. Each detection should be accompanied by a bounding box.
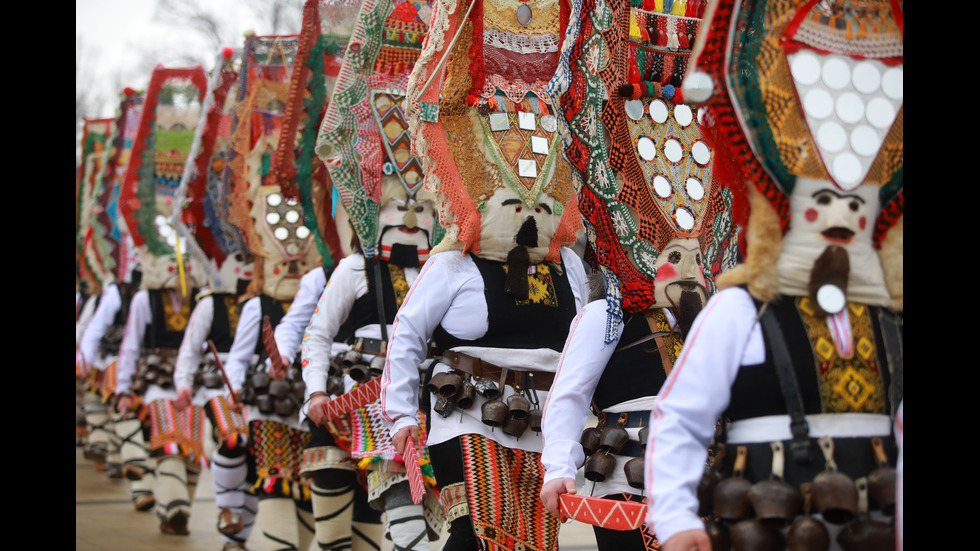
[76,447,599,550]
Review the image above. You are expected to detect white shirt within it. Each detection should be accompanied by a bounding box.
[173,293,231,405]
[302,255,418,403]
[380,249,588,452]
[541,300,676,497]
[79,283,122,369]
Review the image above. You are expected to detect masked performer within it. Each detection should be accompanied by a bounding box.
[220,32,327,551]
[115,65,210,536]
[302,0,447,548]
[539,2,740,546]
[379,0,590,546]
[643,2,903,551]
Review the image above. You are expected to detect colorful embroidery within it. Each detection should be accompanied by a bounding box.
[797,298,886,414]
[459,434,559,551]
[207,395,248,449]
[502,263,560,307]
[388,264,410,308]
[249,419,313,501]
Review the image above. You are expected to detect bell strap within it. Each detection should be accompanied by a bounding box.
[875,308,903,418]
[642,309,676,377]
[369,258,389,344]
[758,304,812,465]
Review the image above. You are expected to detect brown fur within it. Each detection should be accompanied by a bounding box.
[240,255,265,303]
[717,186,782,302]
[878,215,903,312]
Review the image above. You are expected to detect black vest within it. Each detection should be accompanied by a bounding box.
[205,293,237,353]
[255,295,290,357]
[592,312,673,411]
[433,254,577,352]
[143,289,197,350]
[335,259,401,344]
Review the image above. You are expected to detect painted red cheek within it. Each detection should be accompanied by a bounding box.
[168,266,175,273]
[805,208,818,222]
[273,266,281,276]
[859,216,867,230]
[656,263,677,281]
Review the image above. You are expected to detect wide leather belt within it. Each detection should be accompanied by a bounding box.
[439,349,555,392]
[353,337,386,356]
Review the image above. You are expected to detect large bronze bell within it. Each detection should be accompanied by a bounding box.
[868,437,896,516]
[437,372,464,397]
[837,519,895,551]
[698,443,727,517]
[251,372,271,393]
[528,408,543,433]
[581,427,601,456]
[729,519,785,551]
[269,380,291,399]
[274,397,296,417]
[481,398,509,427]
[434,395,456,417]
[455,380,476,410]
[583,451,615,482]
[502,413,529,438]
[811,436,857,525]
[507,394,530,420]
[257,394,275,414]
[347,362,370,382]
[427,372,452,395]
[787,516,830,551]
[786,483,830,551]
[598,424,629,453]
[292,381,306,401]
[714,446,752,521]
[623,457,645,489]
[748,480,803,529]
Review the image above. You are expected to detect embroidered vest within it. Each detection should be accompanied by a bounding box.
[144,289,197,350]
[335,258,407,344]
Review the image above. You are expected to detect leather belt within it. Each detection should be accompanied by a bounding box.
[438,349,555,392]
[353,337,387,356]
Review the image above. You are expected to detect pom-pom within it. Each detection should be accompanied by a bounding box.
[123,87,136,98]
[663,84,675,100]
[221,46,234,59]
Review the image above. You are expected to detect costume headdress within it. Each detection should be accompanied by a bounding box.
[405,0,582,263]
[548,0,740,341]
[119,65,210,293]
[317,0,444,261]
[272,0,362,276]
[172,48,254,295]
[77,117,115,296]
[227,34,323,301]
[683,0,903,310]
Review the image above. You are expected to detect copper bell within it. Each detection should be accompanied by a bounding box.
[341,350,362,368]
[528,408,543,432]
[455,379,476,409]
[257,394,275,414]
[502,413,529,438]
[698,468,721,517]
[867,437,896,516]
[347,362,370,382]
[729,519,785,551]
[481,399,509,427]
[580,427,601,456]
[292,381,306,401]
[427,372,451,395]
[811,437,857,525]
[714,446,752,521]
[837,519,895,551]
[203,370,223,389]
[269,380,291,399]
[598,425,629,453]
[787,516,830,551]
[326,376,344,396]
[748,480,804,529]
[583,451,615,482]
[369,355,386,378]
[507,394,530,420]
[275,398,296,417]
[251,372,271,393]
[437,372,464,397]
[623,457,645,489]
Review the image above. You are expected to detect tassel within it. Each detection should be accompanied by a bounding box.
[487,95,499,111]
[537,98,548,116]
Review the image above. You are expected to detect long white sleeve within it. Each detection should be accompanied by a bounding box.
[301,257,364,396]
[79,284,122,366]
[115,290,152,395]
[173,295,215,394]
[643,287,762,543]
[540,300,620,483]
[223,297,262,391]
[276,266,327,364]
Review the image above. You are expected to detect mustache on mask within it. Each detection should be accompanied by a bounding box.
[505,217,539,302]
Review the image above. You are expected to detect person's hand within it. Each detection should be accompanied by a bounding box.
[662,529,712,551]
[305,393,330,426]
[228,390,244,414]
[269,355,290,381]
[540,478,576,521]
[116,395,133,415]
[174,388,193,410]
[392,425,420,458]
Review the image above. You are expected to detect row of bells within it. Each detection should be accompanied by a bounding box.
[429,370,543,439]
[698,443,896,551]
[240,365,306,417]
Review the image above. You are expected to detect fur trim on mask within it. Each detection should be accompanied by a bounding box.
[878,215,903,312]
[717,186,781,302]
[241,255,265,303]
